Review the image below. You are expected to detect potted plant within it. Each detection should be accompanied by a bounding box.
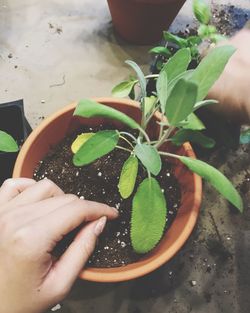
[13,45,242,282]
[149,0,226,71]
[107,0,186,44]
[0,99,31,185]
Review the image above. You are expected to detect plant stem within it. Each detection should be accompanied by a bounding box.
[145,74,159,79]
[138,127,151,144]
[119,131,137,142]
[119,135,134,149]
[157,112,165,141]
[116,146,132,153]
[158,151,180,159]
[147,169,151,179]
[155,125,175,149]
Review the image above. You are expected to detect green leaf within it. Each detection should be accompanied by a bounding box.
[156,70,168,113]
[193,0,211,24]
[179,156,243,212]
[74,99,140,130]
[165,79,198,126]
[73,130,119,166]
[163,31,188,48]
[131,177,167,253]
[179,113,205,130]
[186,36,202,46]
[71,132,94,154]
[125,60,147,98]
[112,80,137,98]
[198,24,217,37]
[162,48,191,82]
[0,131,18,152]
[190,45,236,101]
[193,99,218,111]
[240,129,250,144]
[149,46,171,57]
[171,129,215,148]
[167,69,194,95]
[144,96,157,116]
[134,143,161,176]
[118,156,138,199]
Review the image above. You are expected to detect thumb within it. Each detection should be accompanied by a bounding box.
[43,216,107,299]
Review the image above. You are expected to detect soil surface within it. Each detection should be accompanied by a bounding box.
[34,125,181,268]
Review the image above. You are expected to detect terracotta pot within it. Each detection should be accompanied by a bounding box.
[107,0,186,45]
[13,97,202,282]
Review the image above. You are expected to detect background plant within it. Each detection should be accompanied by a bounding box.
[0,131,18,153]
[71,45,243,255]
[149,0,226,66]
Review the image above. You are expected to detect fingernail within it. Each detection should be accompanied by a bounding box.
[111,207,119,215]
[94,216,107,236]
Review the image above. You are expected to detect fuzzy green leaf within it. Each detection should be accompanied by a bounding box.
[0,131,18,152]
[131,177,167,254]
[193,0,211,25]
[74,99,140,129]
[118,156,138,199]
[165,79,198,126]
[149,46,171,57]
[134,143,161,176]
[171,129,215,148]
[163,31,188,48]
[162,48,191,82]
[179,113,205,130]
[73,130,119,166]
[112,80,137,98]
[167,69,194,96]
[125,60,147,98]
[190,45,236,101]
[179,156,243,212]
[240,129,250,144]
[156,70,168,113]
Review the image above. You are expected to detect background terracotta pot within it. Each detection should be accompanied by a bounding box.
[107,0,186,44]
[13,97,202,282]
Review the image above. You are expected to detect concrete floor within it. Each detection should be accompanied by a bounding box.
[0,0,250,312]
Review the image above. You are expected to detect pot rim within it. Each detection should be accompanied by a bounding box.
[13,97,202,282]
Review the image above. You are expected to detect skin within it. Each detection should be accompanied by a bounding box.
[208,28,250,124]
[0,178,118,313]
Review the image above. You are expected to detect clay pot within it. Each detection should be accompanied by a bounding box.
[107,0,186,44]
[13,97,202,282]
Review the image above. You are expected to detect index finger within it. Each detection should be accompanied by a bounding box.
[32,198,118,248]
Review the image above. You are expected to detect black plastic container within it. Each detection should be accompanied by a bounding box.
[0,100,32,185]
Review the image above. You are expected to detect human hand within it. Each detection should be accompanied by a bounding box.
[0,178,118,313]
[208,28,250,124]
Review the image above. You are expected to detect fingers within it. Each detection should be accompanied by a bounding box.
[10,194,79,228]
[44,217,106,295]
[34,199,118,245]
[0,178,36,206]
[4,179,64,209]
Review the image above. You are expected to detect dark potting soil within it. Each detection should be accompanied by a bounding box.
[34,125,181,268]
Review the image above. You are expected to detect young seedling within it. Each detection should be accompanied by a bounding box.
[0,130,19,153]
[71,45,243,255]
[150,0,226,64]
